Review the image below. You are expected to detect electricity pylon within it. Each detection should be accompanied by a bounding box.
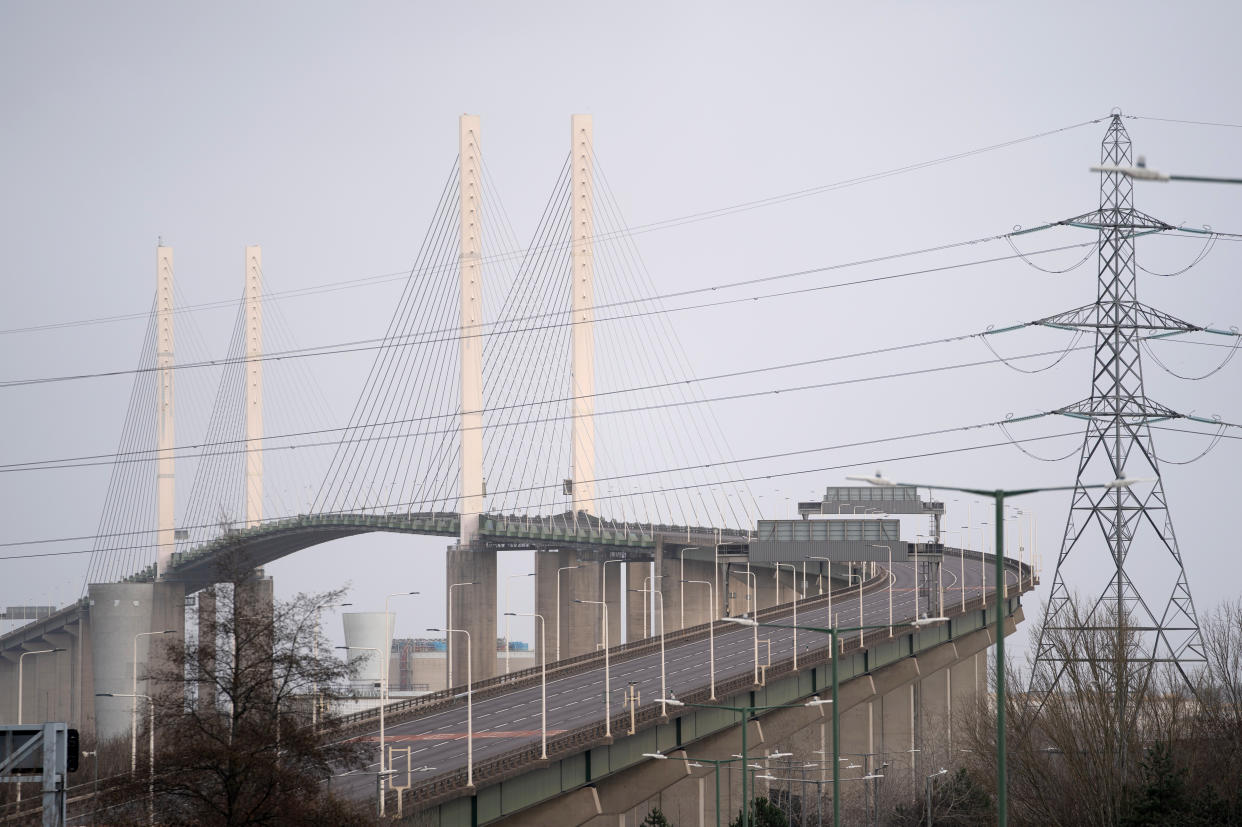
[1030,114,1208,743]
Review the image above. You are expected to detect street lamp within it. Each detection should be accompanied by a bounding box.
[806,555,834,629]
[504,574,534,674]
[926,767,948,826]
[97,692,155,826]
[723,615,943,827]
[574,599,612,736]
[1090,157,1242,185]
[337,644,389,812]
[381,591,419,795]
[556,565,580,660]
[312,601,351,730]
[629,587,669,716]
[504,612,548,758]
[871,543,893,636]
[425,628,473,787]
[132,630,174,774]
[657,697,828,827]
[447,582,476,687]
[17,647,64,724]
[642,753,740,827]
[738,570,760,685]
[683,579,716,698]
[847,470,1142,827]
[774,564,799,670]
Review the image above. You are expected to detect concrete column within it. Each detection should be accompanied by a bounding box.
[659,546,681,633]
[680,559,715,628]
[625,561,648,641]
[243,245,263,527]
[563,556,603,657]
[603,562,621,649]
[446,545,497,681]
[197,588,217,713]
[235,574,274,702]
[534,550,561,661]
[458,114,485,546]
[88,581,185,744]
[155,246,175,576]
[569,114,596,515]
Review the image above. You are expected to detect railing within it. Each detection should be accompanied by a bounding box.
[379,550,1030,812]
[332,562,893,739]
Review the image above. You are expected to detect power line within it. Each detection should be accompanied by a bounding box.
[2,336,1077,473]
[0,235,1099,389]
[0,116,1108,339]
[9,323,1232,474]
[1125,114,1242,130]
[0,421,1077,555]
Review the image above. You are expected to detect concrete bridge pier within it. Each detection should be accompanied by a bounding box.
[447,544,498,683]
[534,549,601,661]
[624,561,650,642]
[87,581,185,747]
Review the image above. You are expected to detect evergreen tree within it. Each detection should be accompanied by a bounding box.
[728,796,789,827]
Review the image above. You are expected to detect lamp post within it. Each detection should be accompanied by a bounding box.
[739,570,760,684]
[574,599,612,736]
[337,644,388,812]
[447,581,476,687]
[556,564,580,660]
[17,647,64,724]
[642,753,740,827]
[504,612,547,758]
[806,555,834,628]
[504,574,534,674]
[313,601,351,730]
[16,647,64,805]
[98,692,155,826]
[926,767,948,826]
[628,587,669,716]
[426,628,473,786]
[131,630,174,774]
[601,559,626,649]
[724,615,945,827]
[381,590,418,794]
[871,543,893,636]
[657,698,828,827]
[774,563,799,670]
[847,471,1142,827]
[1090,158,1242,185]
[683,579,716,698]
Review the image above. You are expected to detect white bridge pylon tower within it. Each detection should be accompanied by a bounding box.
[569,113,596,516]
[244,245,263,528]
[458,114,485,547]
[155,245,176,576]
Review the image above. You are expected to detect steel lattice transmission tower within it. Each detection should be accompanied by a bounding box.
[1031,114,1208,704]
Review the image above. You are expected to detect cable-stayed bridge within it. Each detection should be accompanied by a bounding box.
[5,112,1230,825]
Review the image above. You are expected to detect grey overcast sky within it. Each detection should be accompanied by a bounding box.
[2,2,1240,657]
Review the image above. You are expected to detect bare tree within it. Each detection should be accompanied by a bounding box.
[104,555,370,825]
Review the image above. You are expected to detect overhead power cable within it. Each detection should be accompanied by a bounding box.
[2,335,1075,473]
[0,115,1107,339]
[0,418,1072,553]
[0,235,1101,390]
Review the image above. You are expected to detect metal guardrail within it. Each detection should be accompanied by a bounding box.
[381,551,1031,813]
[332,564,893,740]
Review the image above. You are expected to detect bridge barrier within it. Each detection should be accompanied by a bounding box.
[331,557,898,741]
[388,563,1030,818]
[366,551,1027,815]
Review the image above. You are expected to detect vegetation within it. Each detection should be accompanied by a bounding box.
[102,556,370,825]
